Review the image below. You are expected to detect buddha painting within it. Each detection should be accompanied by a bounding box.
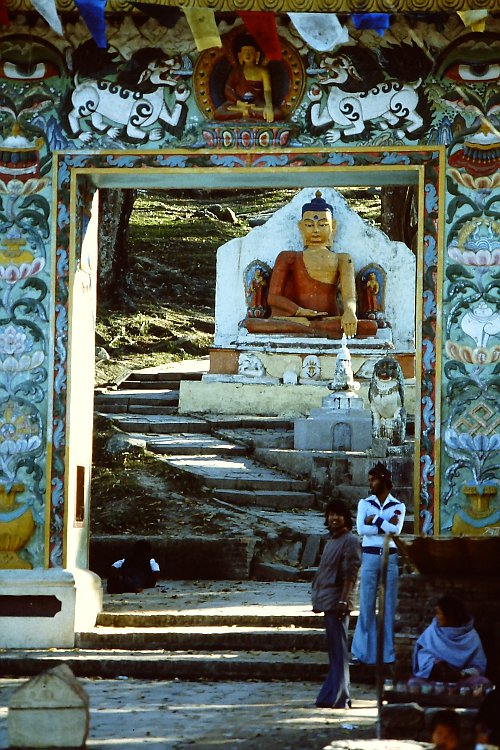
[244,192,378,339]
[193,31,303,125]
[215,36,283,122]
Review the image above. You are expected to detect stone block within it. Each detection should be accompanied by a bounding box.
[300,534,322,568]
[8,664,89,748]
[294,408,372,452]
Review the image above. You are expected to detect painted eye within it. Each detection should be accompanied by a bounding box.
[0,60,60,80]
[443,62,500,83]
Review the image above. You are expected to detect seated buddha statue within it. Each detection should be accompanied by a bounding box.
[244,192,378,339]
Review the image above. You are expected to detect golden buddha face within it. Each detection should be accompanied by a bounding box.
[238,45,260,66]
[299,210,335,248]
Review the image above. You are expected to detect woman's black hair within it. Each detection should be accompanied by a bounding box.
[122,539,153,573]
[324,499,353,530]
[436,595,470,627]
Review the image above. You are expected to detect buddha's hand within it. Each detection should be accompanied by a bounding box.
[295,307,328,318]
[341,309,358,338]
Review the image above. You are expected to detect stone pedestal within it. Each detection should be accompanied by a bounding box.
[0,568,102,648]
[294,390,372,452]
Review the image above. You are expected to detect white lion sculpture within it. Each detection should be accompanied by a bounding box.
[369,356,406,446]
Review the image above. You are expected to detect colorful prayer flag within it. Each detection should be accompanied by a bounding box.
[238,12,282,61]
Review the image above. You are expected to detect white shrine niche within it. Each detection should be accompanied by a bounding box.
[214,187,416,354]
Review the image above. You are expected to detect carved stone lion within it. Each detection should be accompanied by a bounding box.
[369,356,406,446]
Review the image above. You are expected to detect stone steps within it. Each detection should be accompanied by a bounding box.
[139,434,248,457]
[0,648,332,681]
[95,404,178,416]
[159,455,310,492]
[129,371,204,383]
[95,390,179,407]
[76,625,327,651]
[95,612,323,628]
[102,414,211,434]
[118,379,182,391]
[212,488,316,509]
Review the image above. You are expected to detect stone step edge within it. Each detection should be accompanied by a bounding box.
[95,614,331,627]
[0,651,376,682]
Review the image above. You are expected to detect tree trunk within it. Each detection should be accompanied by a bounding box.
[380,186,418,253]
[98,188,137,309]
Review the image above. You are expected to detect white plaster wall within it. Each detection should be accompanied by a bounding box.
[215,188,416,352]
[65,193,99,570]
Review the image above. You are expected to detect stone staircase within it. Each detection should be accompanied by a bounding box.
[95,369,319,515]
[93,362,415,579]
[0,580,417,681]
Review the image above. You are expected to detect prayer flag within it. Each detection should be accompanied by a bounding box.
[74,0,107,49]
[183,8,221,51]
[457,11,489,32]
[288,13,348,52]
[31,0,63,35]
[351,13,391,36]
[238,12,282,60]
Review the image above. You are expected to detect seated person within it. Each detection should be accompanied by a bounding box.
[244,191,377,339]
[216,35,282,123]
[431,710,461,750]
[409,595,492,690]
[107,539,160,594]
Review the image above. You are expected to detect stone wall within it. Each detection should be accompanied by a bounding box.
[90,535,258,581]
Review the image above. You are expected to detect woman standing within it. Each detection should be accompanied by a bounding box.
[312,498,361,709]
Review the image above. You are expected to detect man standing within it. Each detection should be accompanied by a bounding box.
[312,498,361,709]
[350,463,406,666]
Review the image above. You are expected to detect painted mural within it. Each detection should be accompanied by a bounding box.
[0,10,498,566]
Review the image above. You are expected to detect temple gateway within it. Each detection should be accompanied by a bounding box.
[0,1,498,647]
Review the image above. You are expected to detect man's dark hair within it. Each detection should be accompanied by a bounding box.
[369,462,393,490]
[436,595,470,627]
[430,709,460,735]
[324,499,353,530]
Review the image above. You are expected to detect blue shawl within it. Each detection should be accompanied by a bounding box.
[413,616,487,679]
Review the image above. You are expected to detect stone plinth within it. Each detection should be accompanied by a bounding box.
[0,568,102,648]
[294,389,372,452]
[8,664,89,748]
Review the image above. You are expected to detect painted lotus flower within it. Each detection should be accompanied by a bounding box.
[0,400,42,456]
[0,177,48,196]
[0,351,44,372]
[0,324,44,372]
[448,218,500,267]
[445,429,500,454]
[449,168,500,190]
[0,324,29,356]
[0,257,45,284]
